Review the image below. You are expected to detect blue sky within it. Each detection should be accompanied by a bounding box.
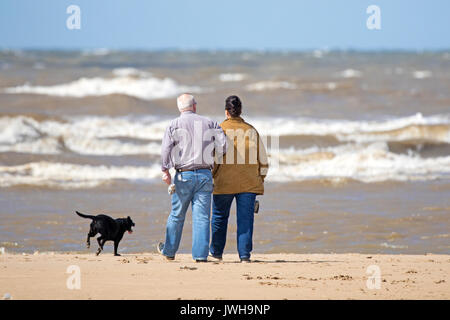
[0,0,449,50]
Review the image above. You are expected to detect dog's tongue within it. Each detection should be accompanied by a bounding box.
[128,231,133,234]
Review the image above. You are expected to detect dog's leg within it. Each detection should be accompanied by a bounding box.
[113,241,121,256]
[87,224,97,249]
[87,231,97,248]
[96,236,105,256]
[97,236,105,249]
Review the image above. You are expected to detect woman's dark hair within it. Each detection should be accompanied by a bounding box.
[225,95,242,117]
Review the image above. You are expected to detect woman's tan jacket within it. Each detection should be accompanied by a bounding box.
[212,117,268,195]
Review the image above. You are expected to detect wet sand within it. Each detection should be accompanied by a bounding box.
[1,181,449,255]
[0,252,448,300]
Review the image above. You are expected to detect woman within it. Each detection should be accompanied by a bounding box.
[210,95,268,262]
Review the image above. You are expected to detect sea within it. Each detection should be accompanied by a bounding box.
[0,49,449,254]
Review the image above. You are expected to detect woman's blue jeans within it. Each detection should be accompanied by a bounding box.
[210,192,256,259]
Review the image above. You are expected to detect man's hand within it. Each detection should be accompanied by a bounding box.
[162,170,171,185]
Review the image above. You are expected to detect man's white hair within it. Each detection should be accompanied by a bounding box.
[177,94,196,112]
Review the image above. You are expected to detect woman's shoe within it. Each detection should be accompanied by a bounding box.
[209,253,223,261]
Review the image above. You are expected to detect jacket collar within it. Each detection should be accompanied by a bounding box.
[225,116,244,122]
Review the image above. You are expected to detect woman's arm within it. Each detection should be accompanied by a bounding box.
[257,131,269,181]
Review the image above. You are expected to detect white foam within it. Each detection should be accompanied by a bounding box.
[380,243,408,249]
[266,142,450,183]
[1,113,449,157]
[413,70,432,79]
[336,69,362,78]
[42,115,170,141]
[250,113,450,143]
[2,142,449,188]
[299,82,337,91]
[219,73,246,82]
[64,137,161,156]
[0,162,162,188]
[0,115,169,155]
[245,81,296,91]
[0,137,61,155]
[3,70,201,101]
[112,68,151,78]
[0,116,42,144]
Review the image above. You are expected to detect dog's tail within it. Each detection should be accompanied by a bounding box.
[76,211,96,220]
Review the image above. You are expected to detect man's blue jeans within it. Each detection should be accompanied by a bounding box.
[210,193,256,259]
[162,169,213,260]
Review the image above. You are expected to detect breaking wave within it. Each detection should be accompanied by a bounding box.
[270,142,450,183]
[3,68,202,101]
[336,69,362,78]
[245,81,297,91]
[219,73,246,82]
[0,115,168,155]
[1,113,449,187]
[0,162,162,189]
[1,142,449,188]
[1,113,449,156]
[251,113,450,144]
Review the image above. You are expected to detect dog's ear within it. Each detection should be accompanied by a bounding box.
[127,216,131,221]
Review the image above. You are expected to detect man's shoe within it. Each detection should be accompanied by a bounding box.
[240,258,251,263]
[156,242,174,261]
[195,259,208,263]
[209,253,223,261]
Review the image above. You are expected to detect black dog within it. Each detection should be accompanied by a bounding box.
[76,211,135,256]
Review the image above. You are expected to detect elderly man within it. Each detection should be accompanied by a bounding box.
[157,94,227,262]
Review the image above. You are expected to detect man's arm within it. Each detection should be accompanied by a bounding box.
[161,125,174,185]
[212,121,227,177]
[213,122,228,158]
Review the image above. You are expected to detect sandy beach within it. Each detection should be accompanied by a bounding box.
[1,0,449,307]
[0,252,448,300]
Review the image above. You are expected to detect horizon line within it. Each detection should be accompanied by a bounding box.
[1,46,450,53]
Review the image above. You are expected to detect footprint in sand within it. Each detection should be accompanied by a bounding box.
[179,266,197,270]
[136,257,152,264]
[406,270,418,274]
[330,275,353,280]
[266,275,282,280]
